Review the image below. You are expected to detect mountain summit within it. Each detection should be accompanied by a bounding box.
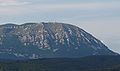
[0,22,117,59]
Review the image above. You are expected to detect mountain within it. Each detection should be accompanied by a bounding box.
[0,22,118,59]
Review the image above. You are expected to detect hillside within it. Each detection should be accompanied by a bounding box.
[0,22,117,59]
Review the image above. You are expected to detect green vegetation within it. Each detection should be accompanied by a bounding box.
[0,55,120,71]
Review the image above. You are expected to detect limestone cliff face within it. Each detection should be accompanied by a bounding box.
[0,22,117,59]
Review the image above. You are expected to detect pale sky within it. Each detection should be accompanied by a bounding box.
[0,0,120,53]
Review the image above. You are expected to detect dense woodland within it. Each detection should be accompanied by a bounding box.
[0,55,120,71]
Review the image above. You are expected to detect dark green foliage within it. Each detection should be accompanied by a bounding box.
[0,55,120,71]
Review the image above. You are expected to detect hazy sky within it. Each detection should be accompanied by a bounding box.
[0,0,120,53]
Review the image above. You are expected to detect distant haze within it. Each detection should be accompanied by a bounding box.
[0,0,120,53]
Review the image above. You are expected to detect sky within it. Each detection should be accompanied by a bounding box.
[0,0,120,53]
